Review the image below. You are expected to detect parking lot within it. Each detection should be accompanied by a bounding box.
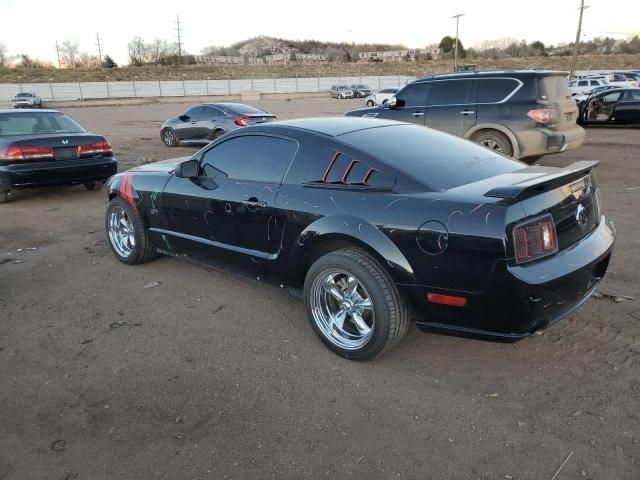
[1,96,639,479]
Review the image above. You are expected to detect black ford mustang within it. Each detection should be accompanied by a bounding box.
[105,117,615,360]
[0,109,117,203]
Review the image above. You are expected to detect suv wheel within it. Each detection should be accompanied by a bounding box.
[471,130,514,156]
[304,248,409,360]
[366,100,374,107]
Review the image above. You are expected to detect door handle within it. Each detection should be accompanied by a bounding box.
[242,199,267,208]
[459,110,475,115]
[412,112,425,117]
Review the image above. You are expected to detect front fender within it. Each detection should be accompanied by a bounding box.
[290,214,416,284]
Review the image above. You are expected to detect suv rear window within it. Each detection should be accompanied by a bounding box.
[340,124,521,191]
[538,76,572,101]
[477,78,520,103]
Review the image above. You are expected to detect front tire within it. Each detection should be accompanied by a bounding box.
[471,130,514,157]
[161,128,179,147]
[105,197,156,265]
[366,100,375,107]
[304,248,409,360]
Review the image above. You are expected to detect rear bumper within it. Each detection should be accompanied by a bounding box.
[516,125,585,158]
[406,217,615,341]
[0,157,118,190]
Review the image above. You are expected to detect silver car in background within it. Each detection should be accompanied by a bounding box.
[12,92,43,109]
[330,85,355,99]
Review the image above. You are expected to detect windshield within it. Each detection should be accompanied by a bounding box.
[15,93,32,98]
[340,124,522,191]
[0,112,86,136]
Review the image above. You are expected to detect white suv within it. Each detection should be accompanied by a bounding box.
[568,78,607,96]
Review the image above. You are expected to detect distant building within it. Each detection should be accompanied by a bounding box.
[359,47,443,63]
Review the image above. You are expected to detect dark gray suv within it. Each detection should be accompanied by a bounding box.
[345,71,585,162]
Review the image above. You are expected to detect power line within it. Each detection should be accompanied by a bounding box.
[570,1,589,79]
[96,33,103,64]
[451,13,464,72]
[175,14,183,64]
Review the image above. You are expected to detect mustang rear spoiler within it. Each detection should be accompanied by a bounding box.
[484,160,599,199]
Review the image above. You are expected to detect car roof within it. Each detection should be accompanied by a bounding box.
[200,102,254,109]
[416,70,568,82]
[0,109,61,114]
[252,117,400,137]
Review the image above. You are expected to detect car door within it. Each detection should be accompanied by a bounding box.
[160,134,299,275]
[613,90,640,125]
[380,82,429,125]
[424,79,476,137]
[584,90,623,124]
[174,106,203,140]
[197,106,223,139]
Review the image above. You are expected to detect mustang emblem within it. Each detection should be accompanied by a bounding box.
[576,203,588,230]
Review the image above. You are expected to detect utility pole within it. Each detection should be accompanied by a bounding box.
[175,14,183,64]
[570,1,589,79]
[55,40,61,68]
[96,33,103,64]
[451,13,464,72]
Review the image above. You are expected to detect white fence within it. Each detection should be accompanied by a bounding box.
[0,76,416,102]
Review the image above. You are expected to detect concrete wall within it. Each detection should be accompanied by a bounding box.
[0,76,415,102]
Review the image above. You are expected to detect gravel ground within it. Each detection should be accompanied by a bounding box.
[0,97,638,480]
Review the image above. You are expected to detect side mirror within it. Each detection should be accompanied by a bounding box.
[179,114,189,121]
[386,97,404,109]
[174,159,199,178]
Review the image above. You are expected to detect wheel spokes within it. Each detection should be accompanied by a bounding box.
[351,312,371,336]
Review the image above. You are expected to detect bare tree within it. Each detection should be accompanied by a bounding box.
[0,43,7,67]
[77,53,101,69]
[128,37,149,66]
[60,40,80,68]
[149,38,173,65]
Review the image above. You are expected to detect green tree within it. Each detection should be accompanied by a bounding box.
[0,43,7,67]
[439,36,465,58]
[102,54,117,68]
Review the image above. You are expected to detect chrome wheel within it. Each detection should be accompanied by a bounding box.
[162,129,176,146]
[310,269,375,350]
[108,206,135,258]
[479,138,503,152]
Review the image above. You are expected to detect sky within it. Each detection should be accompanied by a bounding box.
[1,0,639,65]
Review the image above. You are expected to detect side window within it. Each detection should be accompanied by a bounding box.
[427,80,472,105]
[397,83,429,106]
[625,90,640,102]
[568,81,576,87]
[203,106,222,118]
[201,135,297,183]
[601,92,622,104]
[184,106,202,118]
[477,78,520,103]
[578,80,588,87]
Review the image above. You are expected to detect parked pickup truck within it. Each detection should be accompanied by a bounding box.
[12,92,43,109]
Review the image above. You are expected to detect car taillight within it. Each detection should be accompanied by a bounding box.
[513,214,558,264]
[76,141,113,157]
[527,108,558,124]
[234,116,250,126]
[0,145,54,160]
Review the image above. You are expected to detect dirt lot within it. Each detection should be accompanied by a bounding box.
[1,98,638,480]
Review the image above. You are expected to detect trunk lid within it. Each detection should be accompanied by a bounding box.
[7,133,107,162]
[241,114,276,126]
[484,161,601,252]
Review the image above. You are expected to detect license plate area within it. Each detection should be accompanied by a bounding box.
[55,147,78,160]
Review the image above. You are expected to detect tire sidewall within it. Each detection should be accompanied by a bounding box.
[105,197,147,265]
[473,131,514,157]
[304,251,396,360]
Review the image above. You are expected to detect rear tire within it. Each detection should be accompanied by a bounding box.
[0,191,9,203]
[209,129,225,141]
[161,128,179,147]
[105,197,156,265]
[366,100,375,107]
[471,130,514,157]
[304,248,409,360]
[84,182,98,191]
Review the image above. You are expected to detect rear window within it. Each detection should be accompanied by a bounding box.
[339,124,522,191]
[538,76,572,101]
[16,93,32,98]
[477,78,520,103]
[226,104,265,115]
[0,112,85,136]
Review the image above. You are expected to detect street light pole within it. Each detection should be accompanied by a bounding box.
[570,1,589,79]
[451,13,464,72]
